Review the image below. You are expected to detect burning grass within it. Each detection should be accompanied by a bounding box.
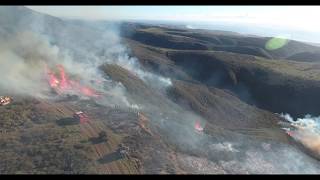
[45,64,101,98]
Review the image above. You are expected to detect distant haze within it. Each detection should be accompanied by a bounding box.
[26,6,320,43]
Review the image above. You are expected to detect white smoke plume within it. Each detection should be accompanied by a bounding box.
[175,137,320,174]
[209,142,239,153]
[0,31,60,98]
[0,9,172,108]
[280,113,320,158]
[0,29,134,108]
[98,31,172,90]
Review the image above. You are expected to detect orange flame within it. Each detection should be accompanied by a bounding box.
[45,64,60,89]
[195,120,204,132]
[57,64,69,90]
[45,64,101,97]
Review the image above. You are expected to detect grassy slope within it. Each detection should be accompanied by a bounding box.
[166,50,320,118]
[121,25,320,61]
[0,96,139,174]
[100,50,289,144]
[124,29,320,118]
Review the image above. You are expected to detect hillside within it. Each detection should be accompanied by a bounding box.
[123,29,320,118]
[1,6,320,174]
[121,23,320,61]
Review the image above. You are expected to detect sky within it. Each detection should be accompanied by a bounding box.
[27,6,320,43]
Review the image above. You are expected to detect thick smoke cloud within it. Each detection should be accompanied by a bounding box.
[0,30,133,109]
[0,31,59,98]
[0,11,172,108]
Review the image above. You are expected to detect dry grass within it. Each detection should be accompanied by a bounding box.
[0,97,140,174]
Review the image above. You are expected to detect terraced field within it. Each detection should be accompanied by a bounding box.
[0,97,140,174]
[41,100,140,174]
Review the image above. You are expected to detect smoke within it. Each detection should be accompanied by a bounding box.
[3,7,320,174]
[0,29,131,108]
[200,137,320,173]
[97,30,172,90]
[209,142,239,153]
[157,110,320,174]
[0,10,172,109]
[280,113,320,158]
[216,142,320,174]
[0,31,59,98]
[185,25,195,29]
[172,129,320,174]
